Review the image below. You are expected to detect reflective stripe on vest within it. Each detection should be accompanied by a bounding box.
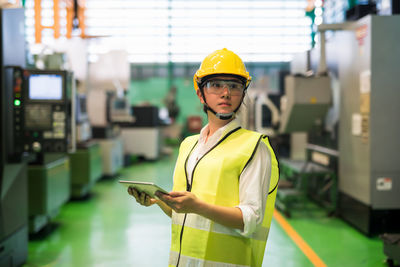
[169,251,250,267]
[170,128,279,267]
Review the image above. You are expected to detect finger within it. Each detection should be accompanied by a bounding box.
[145,195,151,206]
[149,198,158,205]
[156,191,168,201]
[168,191,186,197]
[132,188,140,200]
[159,193,174,204]
[155,190,168,198]
[129,187,139,201]
[164,197,179,209]
[140,192,146,204]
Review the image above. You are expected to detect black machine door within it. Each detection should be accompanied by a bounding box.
[1,9,26,162]
[0,8,28,248]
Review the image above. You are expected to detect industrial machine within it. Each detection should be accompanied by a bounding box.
[0,8,28,266]
[324,15,400,235]
[276,15,400,233]
[254,93,280,137]
[380,233,400,267]
[12,68,75,234]
[279,75,332,134]
[68,141,102,198]
[15,69,74,154]
[87,89,124,176]
[275,73,338,217]
[68,93,102,198]
[120,106,162,161]
[75,93,91,142]
[109,94,135,124]
[271,23,341,216]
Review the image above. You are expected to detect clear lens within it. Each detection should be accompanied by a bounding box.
[205,80,245,96]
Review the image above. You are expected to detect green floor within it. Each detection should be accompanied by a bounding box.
[24,150,388,267]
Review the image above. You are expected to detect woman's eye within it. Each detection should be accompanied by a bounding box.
[213,82,222,88]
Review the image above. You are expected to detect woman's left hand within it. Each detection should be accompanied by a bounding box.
[156,191,199,214]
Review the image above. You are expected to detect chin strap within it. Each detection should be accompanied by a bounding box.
[205,104,235,120]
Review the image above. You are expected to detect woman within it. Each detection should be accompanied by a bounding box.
[129,48,279,267]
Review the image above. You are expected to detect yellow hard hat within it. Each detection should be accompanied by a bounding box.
[193,48,252,91]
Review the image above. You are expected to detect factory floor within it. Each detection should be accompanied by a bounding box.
[24,149,388,267]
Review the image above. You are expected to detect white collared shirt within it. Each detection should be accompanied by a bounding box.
[177,118,271,237]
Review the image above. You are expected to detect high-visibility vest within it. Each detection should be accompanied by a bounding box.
[169,127,279,267]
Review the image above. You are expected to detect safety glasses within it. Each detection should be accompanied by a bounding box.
[204,79,245,96]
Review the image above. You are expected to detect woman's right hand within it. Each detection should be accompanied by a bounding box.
[128,187,157,207]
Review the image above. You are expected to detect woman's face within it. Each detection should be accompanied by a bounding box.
[196,76,244,117]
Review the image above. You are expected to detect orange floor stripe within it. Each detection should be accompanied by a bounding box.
[273,209,327,267]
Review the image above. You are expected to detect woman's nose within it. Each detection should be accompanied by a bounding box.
[221,86,231,96]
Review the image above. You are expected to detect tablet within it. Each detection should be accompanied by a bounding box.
[119,180,169,198]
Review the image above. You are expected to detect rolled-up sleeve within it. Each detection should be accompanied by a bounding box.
[236,141,271,237]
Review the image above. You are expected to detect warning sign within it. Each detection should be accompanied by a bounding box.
[376,177,392,191]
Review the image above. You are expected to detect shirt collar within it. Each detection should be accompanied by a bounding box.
[198,118,241,144]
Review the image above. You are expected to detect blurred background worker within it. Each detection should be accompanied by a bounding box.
[129,48,279,267]
[164,85,180,123]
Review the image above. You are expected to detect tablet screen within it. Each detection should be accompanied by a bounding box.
[119,180,169,198]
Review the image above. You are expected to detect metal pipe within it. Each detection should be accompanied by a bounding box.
[316,23,348,75]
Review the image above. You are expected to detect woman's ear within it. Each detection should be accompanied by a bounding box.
[196,89,205,104]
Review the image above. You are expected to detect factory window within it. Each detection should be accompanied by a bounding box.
[25,0,312,63]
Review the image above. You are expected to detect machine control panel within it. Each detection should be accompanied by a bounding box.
[12,68,72,154]
[11,67,24,155]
